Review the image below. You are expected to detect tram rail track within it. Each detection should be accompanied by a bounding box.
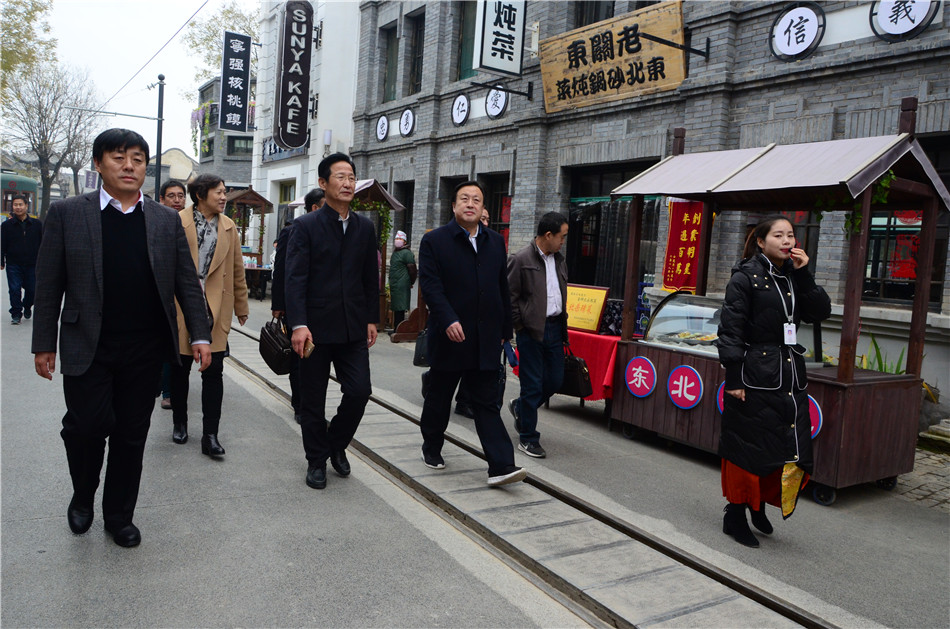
[228,327,837,629]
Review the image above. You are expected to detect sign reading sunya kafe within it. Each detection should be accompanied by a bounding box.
[273,1,313,150]
[474,1,527,77]
[219,31,252,132]
[539,0,685,114]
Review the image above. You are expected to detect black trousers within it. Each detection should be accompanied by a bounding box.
[289,352,301,413]
[61,332,164,529]
[420,368,516,476]
[299,339,371,466]
[169,351,226,434]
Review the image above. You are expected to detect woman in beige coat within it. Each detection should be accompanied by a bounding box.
[169,173,249,457]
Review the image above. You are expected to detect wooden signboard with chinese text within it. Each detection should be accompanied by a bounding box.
[539,0,685,114]
[566,284,610,332]
[662,199,704,292]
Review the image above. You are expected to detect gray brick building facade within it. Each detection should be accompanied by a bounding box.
[350,0,950,388]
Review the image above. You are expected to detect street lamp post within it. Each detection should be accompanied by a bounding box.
[154,74,165,198]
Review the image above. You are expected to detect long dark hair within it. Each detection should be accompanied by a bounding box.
[742,214,794,259]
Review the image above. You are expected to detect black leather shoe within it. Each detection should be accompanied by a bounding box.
[67,495,93,534]
[329,450,350,477]
[201,434,225,457]
[105,523,141,548]
[172,423,188,444]
[306,464,327,489]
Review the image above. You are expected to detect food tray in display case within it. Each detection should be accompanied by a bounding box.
[640,291,721,357]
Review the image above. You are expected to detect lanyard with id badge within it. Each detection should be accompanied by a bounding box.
[761,254,797,345]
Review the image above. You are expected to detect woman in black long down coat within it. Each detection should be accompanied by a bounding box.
[716,215,831,547]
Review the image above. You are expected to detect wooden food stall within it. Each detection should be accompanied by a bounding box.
[226,187,274,300]
[609,102,949,504]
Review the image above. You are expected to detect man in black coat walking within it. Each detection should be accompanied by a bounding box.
[0,194,43,324]
[418,181,526,486]
[285,154,378,490]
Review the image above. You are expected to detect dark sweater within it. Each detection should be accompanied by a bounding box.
[0,215,43,266]
[100,205,167,338]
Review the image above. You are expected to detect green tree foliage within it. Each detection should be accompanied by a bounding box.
[181,0,260,89]
[0,0,57,93]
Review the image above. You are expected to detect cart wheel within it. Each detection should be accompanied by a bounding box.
[876,477,898,491]
[812,484,837,506]
[621,423,637,440]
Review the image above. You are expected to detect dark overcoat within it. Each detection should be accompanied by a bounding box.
[419,220,512,372]
[284,205,378,344]
[716,254,831,476]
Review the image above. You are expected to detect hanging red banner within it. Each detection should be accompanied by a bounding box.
[662,199,703,292]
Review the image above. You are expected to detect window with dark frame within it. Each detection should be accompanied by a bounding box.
[456,1,477,81]
[228,136,253,156]
[574,1,614,29]
[407,12,425,95]
[201,137,214,158]
[382,25,398,102]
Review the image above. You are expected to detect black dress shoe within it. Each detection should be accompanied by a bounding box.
[306,464,327,489]
[105,523,141,548]
[67,495,93,534]
[201,434,225,457]
[329,450,350,477]
[172,423,188,444]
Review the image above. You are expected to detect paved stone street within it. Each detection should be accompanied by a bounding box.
[895,449,950,513]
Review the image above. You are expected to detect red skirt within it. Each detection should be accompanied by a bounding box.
[721,460,809,514]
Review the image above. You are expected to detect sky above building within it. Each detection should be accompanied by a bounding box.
[49,0,259,161]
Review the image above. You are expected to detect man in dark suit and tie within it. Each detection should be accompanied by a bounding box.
[285,153,378,490]
[32,128,211,548]
[418,181,526,486]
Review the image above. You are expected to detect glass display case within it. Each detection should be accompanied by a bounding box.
[640,291,720,357]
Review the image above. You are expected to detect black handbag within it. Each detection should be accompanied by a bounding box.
[559,345,593,398]
[413,328,429,367]
[259,317,293,375]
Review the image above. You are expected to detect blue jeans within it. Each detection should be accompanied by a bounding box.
[514,319,565,445]
[6,264,35,319]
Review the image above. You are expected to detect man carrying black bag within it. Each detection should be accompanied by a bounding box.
[506,212,569,459]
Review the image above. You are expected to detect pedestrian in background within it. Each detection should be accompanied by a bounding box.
[507,212,569,459]
[417,180,525,486]
[156,180,188,410]
[272,187,323,423]
[169,173,249,456]
[32,128,211,548]
[286,154,378,490]
[388,230,416,330]
[1,194,42,325]
[717,214,831,547]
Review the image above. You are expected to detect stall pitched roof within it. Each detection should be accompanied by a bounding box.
[225,187,274,213]
[612,134,950,210]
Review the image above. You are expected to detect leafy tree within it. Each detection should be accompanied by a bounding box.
[0,0,57,93]
[2,64,100,218]
[182,0,260,89]
[62,134,95,197]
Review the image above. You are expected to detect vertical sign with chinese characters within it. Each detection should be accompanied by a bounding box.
[219,30,252,133]
[662,199,703,292]
[538,0,685,114]
[273,1,313,150]
[474,1,527,77]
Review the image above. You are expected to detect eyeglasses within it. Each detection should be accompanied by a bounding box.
[163,193,186,200]
[331,174,357,183]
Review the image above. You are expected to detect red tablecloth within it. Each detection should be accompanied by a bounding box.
[567,330,621,401]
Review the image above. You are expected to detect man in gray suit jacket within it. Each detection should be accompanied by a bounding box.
[32,128,211,548]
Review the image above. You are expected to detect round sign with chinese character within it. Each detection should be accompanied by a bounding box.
[769,2,826,62]
[485,86,509,119]
[808,394,823,439]
[375,115,389,142]
[625,356,657,398]
[870,0,939,41]
[717,381,725,414]
[667,365,703,410]
[399,109,415,137]
[452,94,470,127]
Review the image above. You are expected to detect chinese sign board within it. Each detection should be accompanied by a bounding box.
[261,136,308,164]
[273,1,313,150]
[769,2,826,62]
[538,0,685,114]
[870,0,940,42]
[667,364,703,410]
[662,199,704,292]
[565,284,610,332]
[474,0,527,77]
[219,30,252,132]
[625,356,657,398]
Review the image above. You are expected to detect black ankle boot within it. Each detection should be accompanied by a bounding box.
[750,502,773,535]
[723,503,759,547]
[201,434,225,457]
[172,423,188,444]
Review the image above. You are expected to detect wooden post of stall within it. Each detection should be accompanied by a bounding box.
[620,194,644,341]
[694,201,715,296]
[837,187,873,383]
[907,195,938,376]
